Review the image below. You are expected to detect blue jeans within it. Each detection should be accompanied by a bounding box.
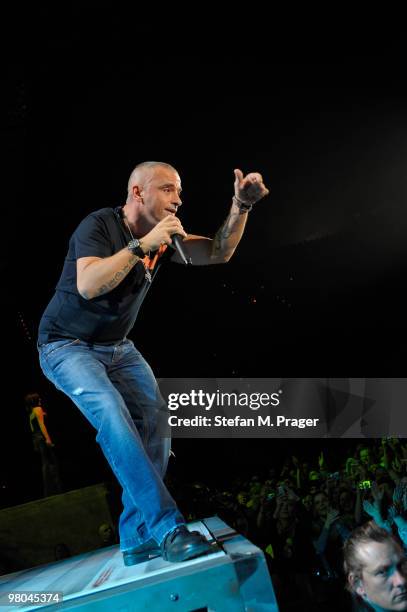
[38,338,185,551]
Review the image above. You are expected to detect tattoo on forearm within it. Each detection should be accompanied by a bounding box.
[95,256,138,296]
[213,212,239,254]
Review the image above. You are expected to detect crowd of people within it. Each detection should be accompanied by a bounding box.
[167,438,407,611]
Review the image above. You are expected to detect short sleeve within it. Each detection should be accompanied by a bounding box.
[73,212,113,259]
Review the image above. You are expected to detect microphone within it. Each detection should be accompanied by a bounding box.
[172,233,192,265]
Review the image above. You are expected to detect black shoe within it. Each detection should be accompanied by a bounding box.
[161,525,214,563]
[122,539,161,566]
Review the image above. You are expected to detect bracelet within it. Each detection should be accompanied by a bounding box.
[233,195,253,213]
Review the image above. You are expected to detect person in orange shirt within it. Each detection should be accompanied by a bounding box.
[24,392,62,497]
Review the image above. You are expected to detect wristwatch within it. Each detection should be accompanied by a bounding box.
[127,239,145,258]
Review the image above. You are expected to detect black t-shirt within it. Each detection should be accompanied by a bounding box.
[38,207,171,344]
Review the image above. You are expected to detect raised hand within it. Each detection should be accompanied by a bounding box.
[363,500,380,519]
[318,451,325,469]
[390,481,407,519]
[292,455,299,467]
[388,505,398,523]
[233,169,269,205]
[392,456,402,473]
[345,457,359,477]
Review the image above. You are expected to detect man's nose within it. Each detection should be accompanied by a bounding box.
[174,193,182,206]
[393,569,406,588]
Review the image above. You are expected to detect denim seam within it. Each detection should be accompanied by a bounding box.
[42,339,80,358]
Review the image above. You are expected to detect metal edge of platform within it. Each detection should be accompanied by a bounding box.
[1,518,279,611]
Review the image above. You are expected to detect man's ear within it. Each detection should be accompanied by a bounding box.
[349,573,365,598]
[132,185,144,201]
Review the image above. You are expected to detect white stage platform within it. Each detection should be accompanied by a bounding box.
[0,517,278,611]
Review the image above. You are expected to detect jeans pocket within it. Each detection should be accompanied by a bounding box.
[40,339,80,358]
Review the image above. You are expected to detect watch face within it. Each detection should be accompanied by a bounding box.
[128,239,144,257]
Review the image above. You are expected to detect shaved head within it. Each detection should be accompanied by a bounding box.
[127,161,178,199]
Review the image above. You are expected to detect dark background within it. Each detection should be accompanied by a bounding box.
[2,8,407,505]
